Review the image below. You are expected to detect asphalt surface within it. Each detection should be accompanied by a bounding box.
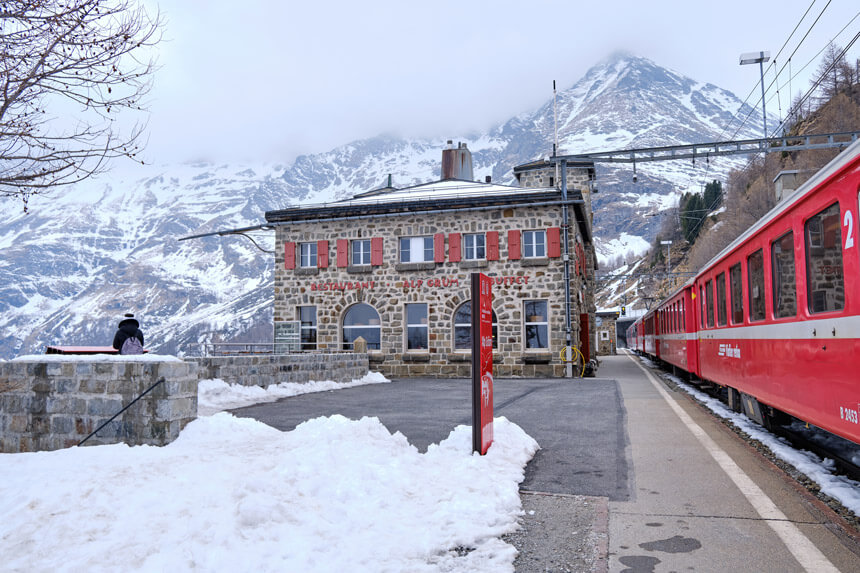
[231,377,630,501]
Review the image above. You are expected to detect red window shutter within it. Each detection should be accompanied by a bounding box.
[507,230,521,260]
[336,239,348,268]
[284,242,296,269]
[486,231,499,261]
[371,237,383,266]
[448,233,461,262]
[317,240,329,268]
[434,233,445,263]
[547,227,561,258]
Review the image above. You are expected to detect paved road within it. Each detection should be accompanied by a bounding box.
[232,377,630,501]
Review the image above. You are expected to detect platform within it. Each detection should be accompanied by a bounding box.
[232,353,860,571]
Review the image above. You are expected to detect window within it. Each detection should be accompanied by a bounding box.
[771,231,797,318]
[600,331,609,341]
[400,237,434,263]
[405,304,429,350]
[730,263,744,324]
[298,306,317,350]
[464,233,485,260]
[453,303,498,350]
[716,272,727,326]
[524,300,549,349]
[299,242,317,268]
[342,303,381,350]
[705,280,715,327]
[805,203,844,313]
[748,249,765,321]
[700,286,705,328]
[523,230,547,258]
[352,240,371,265]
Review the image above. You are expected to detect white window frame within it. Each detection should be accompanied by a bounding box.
[352,239,371,266]
[400,236,434,263]
[523,230,547,258]
[405,303,428,351]
[464,233,485,260]
[524,300,549,350]
[299,242,317,268]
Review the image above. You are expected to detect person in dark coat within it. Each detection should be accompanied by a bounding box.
[113,313,145,354]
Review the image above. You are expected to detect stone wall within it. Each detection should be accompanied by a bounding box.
[0,358,198,453]
[194,353,369,387]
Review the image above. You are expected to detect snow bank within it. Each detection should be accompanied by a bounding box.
[0,414,539,572]
[197,371,390,415]
[11,353,184,362]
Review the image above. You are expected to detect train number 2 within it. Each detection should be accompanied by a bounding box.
[845,210,855,250]
[840,406,859,424]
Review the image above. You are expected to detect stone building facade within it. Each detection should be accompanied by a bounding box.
[266,146,597,378]
[595,310,620,356]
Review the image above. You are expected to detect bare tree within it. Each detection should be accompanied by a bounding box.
[0,0,161,209]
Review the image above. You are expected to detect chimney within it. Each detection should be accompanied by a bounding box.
[485,175,492,183]
[441,141,474,181]
[773,170,799,203]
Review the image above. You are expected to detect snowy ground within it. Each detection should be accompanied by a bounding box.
[0,370,540,572]
[638,357,860,516]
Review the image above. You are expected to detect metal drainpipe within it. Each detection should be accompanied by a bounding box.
[560,160,573,378]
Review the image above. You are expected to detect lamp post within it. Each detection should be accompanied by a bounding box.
[740,51,771,139]
[660,240,672,274]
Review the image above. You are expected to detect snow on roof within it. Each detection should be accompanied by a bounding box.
[296,179,557,213]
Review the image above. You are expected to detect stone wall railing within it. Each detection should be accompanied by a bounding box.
[193,353,369,388]
[0,357,198,453]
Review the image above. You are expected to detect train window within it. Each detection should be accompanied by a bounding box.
[705,280,715,327]
[771,231,797,318]
[748,249,766,321]
[729,263,743,324]
[700,286,705,328]
[805,202,844,313]
[716,272,727,326]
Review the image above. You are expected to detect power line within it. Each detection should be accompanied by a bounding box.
[726,0,834,141]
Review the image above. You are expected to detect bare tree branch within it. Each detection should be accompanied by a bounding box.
[0,0,162,210]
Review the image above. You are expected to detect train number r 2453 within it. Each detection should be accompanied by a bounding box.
[840,406,859,424]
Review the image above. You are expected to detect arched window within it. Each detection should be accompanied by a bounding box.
[453,302,498,350]
[343,303,381,350]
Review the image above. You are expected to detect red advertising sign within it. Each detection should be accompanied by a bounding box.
[471,273,494,454]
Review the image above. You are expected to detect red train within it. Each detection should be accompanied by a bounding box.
[627,139,860,445]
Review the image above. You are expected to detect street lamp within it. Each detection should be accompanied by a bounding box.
[660,240,672,274]
[740,51,771,139]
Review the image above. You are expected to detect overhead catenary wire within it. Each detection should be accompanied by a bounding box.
[718,0,822,142]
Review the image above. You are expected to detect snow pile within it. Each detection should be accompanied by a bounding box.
[11,353,184,362]
[667,373,860,515]
[197,371,390,415]
[0,414,538,572]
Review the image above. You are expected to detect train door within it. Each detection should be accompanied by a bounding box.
[685,285,700,376]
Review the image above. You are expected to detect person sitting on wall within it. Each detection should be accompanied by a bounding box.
[113,313,145,355]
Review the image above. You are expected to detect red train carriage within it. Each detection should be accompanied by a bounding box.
[685,139,860,444]
[627,318,644,353]
[642,310,659,358]
[655,284,699,375]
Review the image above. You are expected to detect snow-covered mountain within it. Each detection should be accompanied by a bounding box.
[0,53,763,358]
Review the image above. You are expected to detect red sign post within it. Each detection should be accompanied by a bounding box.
[471,273,494,454]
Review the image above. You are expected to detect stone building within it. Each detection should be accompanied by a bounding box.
[265,143,598,378]
[595,310,620,356]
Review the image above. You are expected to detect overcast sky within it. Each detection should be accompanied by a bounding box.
[137,0,859,166]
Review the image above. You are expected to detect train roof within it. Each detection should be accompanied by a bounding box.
[698,137,860,275]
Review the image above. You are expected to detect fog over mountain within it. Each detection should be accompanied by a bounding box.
[0,53,764,358]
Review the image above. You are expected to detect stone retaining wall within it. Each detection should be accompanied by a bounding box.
[0,358,198,453]
[194,353,369,388]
